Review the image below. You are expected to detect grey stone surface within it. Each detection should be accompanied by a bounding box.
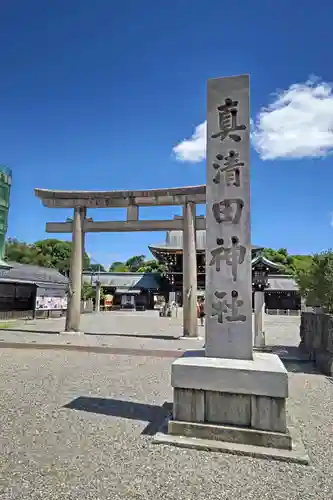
[205,75,252,360]
[205,391,251,426]
[300,312,333,375]
[173,388,204,422]
[251,395,286,433]
[182,202,198,337]
[35,185,207,208]
[168,420,292,450]
[155,427,308,465]
[254,290,265,347]
[171,387,287,434]
[171,352,288,397]
[0,348,333,498]
[66,206,83,333]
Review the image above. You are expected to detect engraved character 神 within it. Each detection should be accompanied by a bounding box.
[212,150,244,186]
[212,199,243,224]
[211,290,246,323]
[209,237,246,281]
[211,98,246,142]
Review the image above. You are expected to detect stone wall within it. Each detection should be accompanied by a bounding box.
[300,312,333,376]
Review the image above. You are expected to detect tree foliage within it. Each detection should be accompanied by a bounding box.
[88,263,106,273]
[125,255,146,272]
[109,261,129,272]
[81,282,105,301]
[262,247,313,275]
[294,250,333,312]
[5,238,90,275]
[137,259,168,277]
[109,255,167,276]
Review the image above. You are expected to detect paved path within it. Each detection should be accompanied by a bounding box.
[0,348,332,499]
[0,310,301,354]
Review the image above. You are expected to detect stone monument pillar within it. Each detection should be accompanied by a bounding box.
[182,201,198,337]
[254,290,265,347]
[65,206,84,333]
[157,76,304,462]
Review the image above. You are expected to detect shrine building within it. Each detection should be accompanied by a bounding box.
[149,219,300,314]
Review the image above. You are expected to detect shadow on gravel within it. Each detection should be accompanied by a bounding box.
[64,396,172,435]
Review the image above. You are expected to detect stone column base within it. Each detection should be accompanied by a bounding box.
[153,351,309,463]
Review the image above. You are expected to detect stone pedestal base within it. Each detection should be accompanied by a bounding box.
[153,352,309,463]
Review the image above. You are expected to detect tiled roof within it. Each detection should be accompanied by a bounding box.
[82,272,161,290]
[267,276,298,291]
[252,254,282,270]
[0,261,68,287]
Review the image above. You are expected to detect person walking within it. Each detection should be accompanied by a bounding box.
[198,297,205,327]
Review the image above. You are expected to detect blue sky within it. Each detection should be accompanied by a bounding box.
[1,0,333,268]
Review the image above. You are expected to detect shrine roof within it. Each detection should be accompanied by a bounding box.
[252,254,283,270]
[267,275,298,291]
[82,272,161,290]
[0,262,68,288]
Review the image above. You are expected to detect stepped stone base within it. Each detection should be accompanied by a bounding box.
[153,351,308,463]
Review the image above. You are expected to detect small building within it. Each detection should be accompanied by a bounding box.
[82,271,161,310]
[0,261,68,320]
[251,254,299,313]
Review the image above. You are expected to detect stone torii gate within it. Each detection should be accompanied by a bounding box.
[35,185,206,337]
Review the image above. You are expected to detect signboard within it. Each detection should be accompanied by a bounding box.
[36,287,67,310]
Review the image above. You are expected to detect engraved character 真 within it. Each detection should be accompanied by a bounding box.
[211,98,246,143]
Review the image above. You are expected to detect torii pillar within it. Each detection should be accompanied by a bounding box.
[65,206,84,333]
[182,201,198,337]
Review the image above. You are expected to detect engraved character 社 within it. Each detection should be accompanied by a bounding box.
[211,98,246,142]
[212,150,244,186]
[211,290,246,323]
[209,237,246,281]
[212,198,243,224]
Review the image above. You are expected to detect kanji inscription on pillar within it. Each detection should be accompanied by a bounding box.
[211,290,247,323]
[205,75,252,360]
[209,237,246,281]
[212,150,244,186]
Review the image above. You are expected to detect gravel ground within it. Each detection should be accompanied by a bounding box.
[0,349,332,499]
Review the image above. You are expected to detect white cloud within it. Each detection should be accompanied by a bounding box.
[173,121,207,162]
[252,77,333,159]
[173,77,333,162]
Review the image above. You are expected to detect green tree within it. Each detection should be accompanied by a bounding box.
[137,259,168,277]
[34,239,90,275]
[294,250,333,312]
[5,238,50,266]
[109,261,129,272]
[261,248,313,275]
[5,238,90,275]
[81,282,105,301]
[88,263,105,273]
[125,255,146,272]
